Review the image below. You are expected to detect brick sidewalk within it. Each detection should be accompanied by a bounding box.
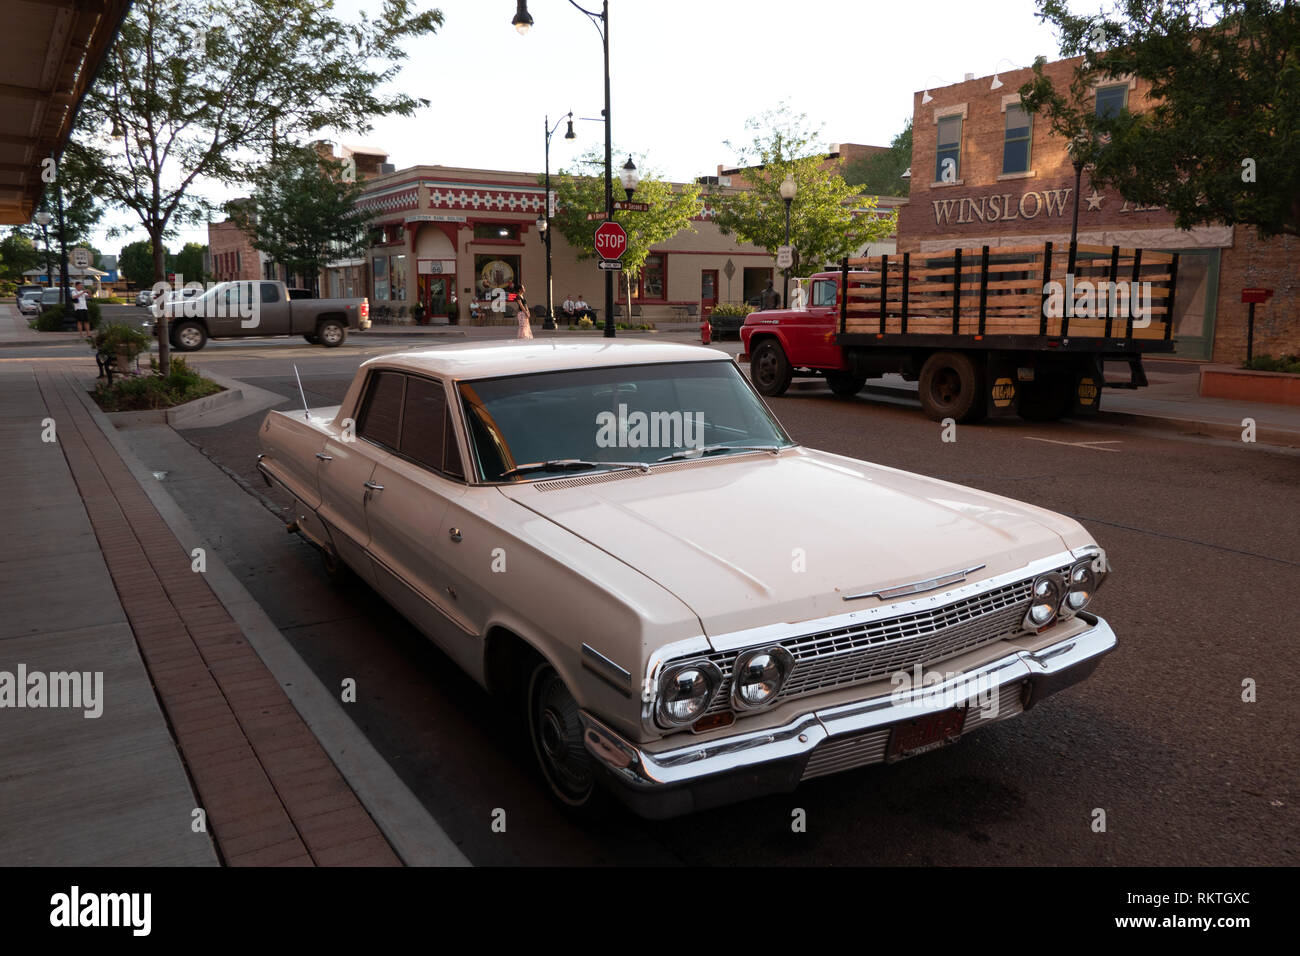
[36,364,399,866]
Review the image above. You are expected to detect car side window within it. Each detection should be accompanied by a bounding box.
[358,371,404,450]
[812,280,836,307]
[399,376,467,480]
[260,282,281,304]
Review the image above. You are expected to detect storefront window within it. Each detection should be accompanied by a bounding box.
[638,254,666,300]
[373,255,389,301]
[474,255,520,298]
[391,254,408,302]
[474,223,520,241]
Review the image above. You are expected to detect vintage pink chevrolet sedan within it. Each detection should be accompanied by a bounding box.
[257,340,1114,817]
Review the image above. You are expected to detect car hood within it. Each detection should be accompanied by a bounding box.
[497,447,1086,642]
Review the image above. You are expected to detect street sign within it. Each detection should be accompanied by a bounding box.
[776,245,794,270]
[723,259,736,280]
[594,220,628,260]
[613,200,649,212]
[585,212,605,221]
[597,259,623,271]
[1241,287,1273,303]
[548,189,557,218]
[71,247,92,269]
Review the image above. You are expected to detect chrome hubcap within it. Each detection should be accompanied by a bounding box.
[180,328,200,347]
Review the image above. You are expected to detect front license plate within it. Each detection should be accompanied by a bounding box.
[885,706,968,762]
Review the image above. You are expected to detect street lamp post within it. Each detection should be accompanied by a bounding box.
[540,112,575,331]
[1067,133,1089,276]
[33,211,54,301]
[514,0,618,337]
[779,173,797,307]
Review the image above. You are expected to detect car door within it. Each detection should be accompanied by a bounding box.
[796,277,849,369]
[205,282,251,337]
[315,369,401,586]
[256,282,292,335]
[363,374,483,673]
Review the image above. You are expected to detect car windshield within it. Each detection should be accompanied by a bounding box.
[458,360,793,482]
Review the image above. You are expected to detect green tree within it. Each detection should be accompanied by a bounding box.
[69,0,443,363]
[233,146,373,295]
[1019,0,1300,239]
[842,119,912,197]
[173,242,208,285]
[0,231,43,281]
[118,240,158,288]
[547,149,703,315]
[709,106,895,277]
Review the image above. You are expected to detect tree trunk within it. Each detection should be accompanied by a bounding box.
[625,272,632,327]
[153,228,169,371]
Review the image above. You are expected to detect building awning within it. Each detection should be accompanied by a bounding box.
[0,0,132,224]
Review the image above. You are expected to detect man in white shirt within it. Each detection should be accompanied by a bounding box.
[561,294,577,323]
[574,294,593,321]
[71,281,90,334]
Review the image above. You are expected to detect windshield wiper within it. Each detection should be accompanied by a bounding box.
[498,458,651,480]
[656,444,785,462]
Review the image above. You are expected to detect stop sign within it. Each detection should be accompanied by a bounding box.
[594,220,628,259]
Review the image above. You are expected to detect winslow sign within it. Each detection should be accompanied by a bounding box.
[932,188,1074,226]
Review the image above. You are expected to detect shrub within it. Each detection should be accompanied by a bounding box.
[710,303,756,318]
[88,322,151,360]
[1243,353,1300,374]
[31,298,102,331]
[577,316,595,329]
[91,356,221,412]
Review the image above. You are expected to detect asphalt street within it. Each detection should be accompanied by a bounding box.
[102,331,1300,865]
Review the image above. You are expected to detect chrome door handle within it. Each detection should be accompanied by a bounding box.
[363,480,384,491]
[315,452,333,461]
[448,527,462,542]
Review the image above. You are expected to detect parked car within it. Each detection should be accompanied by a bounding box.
[16,284,43,310]
[17,287,45,315]
[146,279,368,349]
[135,289,158,307]
[257,341,1115,818]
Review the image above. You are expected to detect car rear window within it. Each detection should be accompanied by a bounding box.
[359,371,404,450]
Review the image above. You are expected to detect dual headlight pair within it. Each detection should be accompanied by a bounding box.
[1024,552,1108,632]
[656,646,795,728]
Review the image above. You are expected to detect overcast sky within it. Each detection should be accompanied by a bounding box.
[91,0,1073,256]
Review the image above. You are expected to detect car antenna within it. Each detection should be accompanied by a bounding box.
[293,364,311,420]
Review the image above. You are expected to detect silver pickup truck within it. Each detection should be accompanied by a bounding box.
[150,280,370,350]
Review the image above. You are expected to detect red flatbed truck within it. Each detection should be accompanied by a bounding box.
[739,241,1179,422]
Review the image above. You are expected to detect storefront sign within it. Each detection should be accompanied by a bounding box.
[417,259,456,275]
[406,214,467,223]
[930,186,1168,227]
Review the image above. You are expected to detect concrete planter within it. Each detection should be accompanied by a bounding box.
[1199,365,1300,406]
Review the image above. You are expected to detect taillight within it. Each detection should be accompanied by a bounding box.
[360,299,369,319]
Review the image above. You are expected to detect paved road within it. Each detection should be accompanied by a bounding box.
[130,336,1300,865]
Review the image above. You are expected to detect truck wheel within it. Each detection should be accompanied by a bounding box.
[172,320,207,352]
[919,351,985,423]
[303,332,319,345]
[527,661,601,810]
[825,371,867,397]
[751,340,792,397]
[1017,376,1072,422]
[317,319,346,347]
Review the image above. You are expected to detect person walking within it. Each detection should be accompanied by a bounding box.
[71,281,90,334]
[515,283,533,340]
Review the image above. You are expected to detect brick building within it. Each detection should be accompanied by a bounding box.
[208,199,262,283]
[897,58,1297,363]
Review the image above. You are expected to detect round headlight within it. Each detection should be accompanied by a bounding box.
[1024,572,1065,631]
[657,661,722,727]
[1063,559,1098,613]
[731,646,795,710]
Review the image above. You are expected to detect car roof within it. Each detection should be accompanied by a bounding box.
[361,339,731,380]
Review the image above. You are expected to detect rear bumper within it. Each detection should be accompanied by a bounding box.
[580,613,1116,819]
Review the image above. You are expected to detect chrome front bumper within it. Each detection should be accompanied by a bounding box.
[580,613,1116,819]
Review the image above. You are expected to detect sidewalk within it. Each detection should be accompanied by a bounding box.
[0,358,402,865]
[0,301,82,347]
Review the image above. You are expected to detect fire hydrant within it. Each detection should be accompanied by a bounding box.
[700,319,711,345]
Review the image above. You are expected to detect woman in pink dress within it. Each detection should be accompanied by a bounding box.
[515,284,533,340]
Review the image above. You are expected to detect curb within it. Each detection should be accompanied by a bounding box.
[72,383,471,867]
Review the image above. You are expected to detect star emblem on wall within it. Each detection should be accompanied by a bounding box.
[1085,189,1105,211]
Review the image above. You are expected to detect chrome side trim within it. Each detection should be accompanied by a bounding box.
[588,615,1116,791]
[581,643,633,697]
[842,563,986,602]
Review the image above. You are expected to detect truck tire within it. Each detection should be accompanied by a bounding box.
[172,320,207,352]
[303,332,319,345]
[918,351,985,423]
[825,371,867,397]
[1017,375,1072,422]
[317,319,346,348]
[750,339,792,397]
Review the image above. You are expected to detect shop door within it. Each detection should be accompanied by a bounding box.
[1162,249,1218,361]
[701,270,718,318]
[419,275,454,318]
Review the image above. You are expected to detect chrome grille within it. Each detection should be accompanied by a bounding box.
[800,681,1026,780]
[695,565,1071,716]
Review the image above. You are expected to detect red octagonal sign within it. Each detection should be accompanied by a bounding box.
[594,220,628,259]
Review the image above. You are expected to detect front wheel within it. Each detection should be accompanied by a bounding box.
[317,319,346,347]
[825,370,867,397]
[750,339,792,397]
[527,661,599,810]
